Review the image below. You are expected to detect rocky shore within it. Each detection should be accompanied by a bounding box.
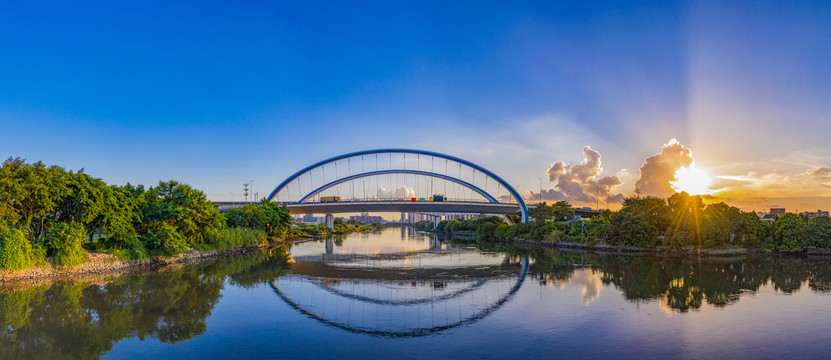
[0,238,312,287]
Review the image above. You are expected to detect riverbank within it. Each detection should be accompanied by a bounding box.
[427,229,831,258]
[0,237,313,286]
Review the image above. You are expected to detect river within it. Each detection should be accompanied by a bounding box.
[2,227,831,359]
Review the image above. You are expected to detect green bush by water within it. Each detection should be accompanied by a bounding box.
[98,234,149,260]
[145,224,188,256]
[0,227,42,270]
[44,222,88,267]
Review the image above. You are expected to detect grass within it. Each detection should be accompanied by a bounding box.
[201,227,267,250]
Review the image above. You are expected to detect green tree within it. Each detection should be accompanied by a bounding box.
[259,200,291,237]
[54,170,106,234]
[0,158,70,239]
[140,181,224,245]
[551,201,576,221]
[739,211,765,248]
[608,196,669,247]
[807,216,831,249]
[225,205,264,229]
[101,185,143,241]
[700,202,743,248]
[770,213,807,251]
[529,202,555,223]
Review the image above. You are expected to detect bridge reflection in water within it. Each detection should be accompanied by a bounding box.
[271,237,528,337]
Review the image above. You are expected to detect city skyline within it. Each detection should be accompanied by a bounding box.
[3,1,830,213]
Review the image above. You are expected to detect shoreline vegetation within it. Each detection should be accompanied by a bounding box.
[0,157,386,282]
[414,195,831,258]
[0,238,310,286]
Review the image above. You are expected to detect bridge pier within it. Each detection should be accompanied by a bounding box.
[325,213,334,230]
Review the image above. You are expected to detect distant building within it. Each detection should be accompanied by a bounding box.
[349,212,385,224]
[301,213,323,224]
[760,208,786,222]
[800,210,830,219]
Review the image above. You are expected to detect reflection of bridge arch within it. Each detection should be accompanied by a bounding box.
[269,256,529,338]
[267,149,529,223]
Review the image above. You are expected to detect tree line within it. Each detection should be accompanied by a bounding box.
[424,194,831,252]
[0,157,296,271]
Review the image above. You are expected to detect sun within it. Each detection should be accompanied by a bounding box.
[671,165,712,195]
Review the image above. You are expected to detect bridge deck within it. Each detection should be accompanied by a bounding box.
[284,201,521,215]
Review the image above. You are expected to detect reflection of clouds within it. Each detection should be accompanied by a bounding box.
[544,269,602,305]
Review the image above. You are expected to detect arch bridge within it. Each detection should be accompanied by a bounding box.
[267,149,529,224]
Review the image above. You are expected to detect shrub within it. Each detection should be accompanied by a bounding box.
[771,213,806,252]
[414,221,433,230]
[493,224,512,239]
[144,223,188,256]
[0,227,40,270]
[447,220,461,232]
[807,216,831,249]
[100,234,149,260]
[44,222,88,266]
[476,222,498,238]
[531,222,556,241]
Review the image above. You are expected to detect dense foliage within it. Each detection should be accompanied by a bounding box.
[0,157,297,271]
[0,226,42,270]
[43,222,88,266]
[425,193,831,253]
[225,201,291,238]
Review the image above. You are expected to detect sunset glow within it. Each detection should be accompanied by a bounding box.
[671,165,712,195]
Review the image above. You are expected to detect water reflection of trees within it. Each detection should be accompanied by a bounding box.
[474,239,831,313]
[0,246,292,359]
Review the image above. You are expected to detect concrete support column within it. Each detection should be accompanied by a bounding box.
[433,215,440,229]
[325,213,334,230]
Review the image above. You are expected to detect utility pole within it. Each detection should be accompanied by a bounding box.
[250,179,255,203]
[538,177,542,204]
[243,183,249,203]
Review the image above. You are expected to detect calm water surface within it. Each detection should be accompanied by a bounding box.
[3,227,831,359]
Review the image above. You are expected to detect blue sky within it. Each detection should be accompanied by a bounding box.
[2,1,830,211]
